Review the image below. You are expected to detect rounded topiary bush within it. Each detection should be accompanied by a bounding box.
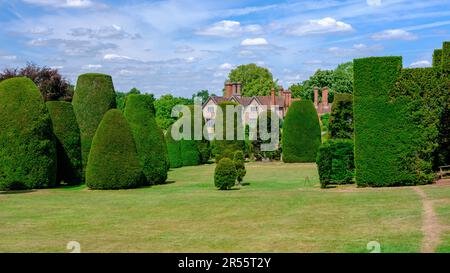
[46,101,82,185]
[86,109,143,189]
[0,77,56,190]
[282,100,321,163]
[233,150,246,185]
[165,124,183,168]
[214,157,237,190]
[124,94,169,185]
[72,73,116,177]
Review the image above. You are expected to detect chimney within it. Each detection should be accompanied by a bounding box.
[232,83,237,95]
[314,87,319,108]
[236,82,242,95]
[224,81,233,98]
[271,88,276,106]
[322,87,329,108]
[286,90,292,107]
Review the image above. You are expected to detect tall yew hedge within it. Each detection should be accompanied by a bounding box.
[86,109,143,189]
[46,101,82,185]
[124,94,169,185]
[72,73,116,177]
[165,124,183,168]
[0,77,56,190]
[282,100,321,163]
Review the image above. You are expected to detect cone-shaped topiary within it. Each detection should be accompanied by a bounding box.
[165,124,183,168]
[0,77,56,190]
[46,101,82,185]
[214,157,237,190]
[124,94,169,185]
[72,73,116,178]
[86,109,143,189]
[282,100,321,163]
[233,150,246,185]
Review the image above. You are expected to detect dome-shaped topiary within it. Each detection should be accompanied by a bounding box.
[0,77,56,190]
[214,157,237,190]
[282,100,321,163]
[124,94,169,185]
[86,109,143,189]
[72,73,116,178]
[46,101,82,185]
[165,124,183,168]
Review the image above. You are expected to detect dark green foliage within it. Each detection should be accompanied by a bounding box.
[72,73,116,177]
[165,125,183,168]
[394,67,449,172]
[124,94,169,185]
[443,42,450,73]
[0,77,56,190]
[316,140,354,188]
[46,101,82,185]
[328,94,353,139]
[233,151,246,184]
[227,63,275,96]
[433,49,442,68]
[282,100,321,163]
[354,56,422,187]
[198,140,211,164]
[213,101,245,162]
[253,110,281,161]
[180,105,201,166]
[214,158,237,190]
[86,109,143,189]
[154,94,193,130]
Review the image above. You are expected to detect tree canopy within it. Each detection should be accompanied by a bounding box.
[154,94,193,130]
[227,63,275,96]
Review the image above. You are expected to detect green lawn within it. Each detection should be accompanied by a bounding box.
[0,162,433,252]
[423,186,450,253]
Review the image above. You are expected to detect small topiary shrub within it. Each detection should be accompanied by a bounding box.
[0,77,56,190]
[86,109,143,189]
[165,124,183,168]
[233,150,246,185]
[124,94,169,185]
[46,101,82,185]
[328,94,353,139]
[214,101,245,162]
[282,100,321,163]
[214,157,237,190]
[316,139,354,188]
[72,73,116,177]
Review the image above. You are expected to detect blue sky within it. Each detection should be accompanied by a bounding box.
[0,0,449,97]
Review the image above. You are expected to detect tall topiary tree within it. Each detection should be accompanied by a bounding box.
[282,100,321,163]
[86,109,143,189]
[46,101,82,185]
[233,150,246,185]
[328,93,353,139]
[124,94,169,185]
[0,77,56,190]
[213,101,245,162]
[72,73,116,178]
[165,124,183,168]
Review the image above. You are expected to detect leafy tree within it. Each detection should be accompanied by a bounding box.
[227,63,275,96]
[192,90,210,104]
[154,94,193,130]
[0,63,73,101]
[233,151,246,185]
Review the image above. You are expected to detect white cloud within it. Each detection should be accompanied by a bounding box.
[0,55,17,60]
[50,65,64,69]
[219,63,233,70]
[287,17,353,36]
[367,0,382,7]
[328,43,384,57]
[241,38,268,46]
[103,54,133,61]
[409,60,431,68]
[69,25,140,40]
[372,29,418,40]
[196,20,262,37]
[22,0,104,9]
[82,64,102,69]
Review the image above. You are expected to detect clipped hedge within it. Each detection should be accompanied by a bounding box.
[282,100,321,163]
[46,101,82,185]
[316,139,354,188]
[328,94,353,139]
[253,110,281,161]
[433,49,442,68]
[180,105,201,166]
[72,73,116,177]
[124,94,169,185]
[443,42,450,73]
[214,157,237,190]
[86,109,143,189]
[165,124,183,168]
[213,101,245,162]
[0,77,56,190]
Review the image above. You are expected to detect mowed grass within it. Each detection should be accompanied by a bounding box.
[423,186,450,253]
[0,162,424,253]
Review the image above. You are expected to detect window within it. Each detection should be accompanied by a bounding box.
[207,106,215,113]
[250,106,258,112]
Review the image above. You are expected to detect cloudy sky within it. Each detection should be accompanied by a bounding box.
[0,0,449,97]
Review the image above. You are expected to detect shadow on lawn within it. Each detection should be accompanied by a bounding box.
[0,189,36,194]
